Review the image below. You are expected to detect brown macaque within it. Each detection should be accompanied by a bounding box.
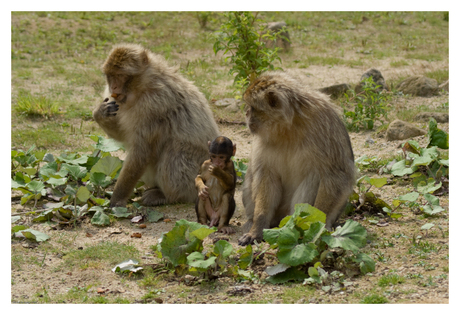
[238,71,356,246]
[93,44,219,207]
[195,136,237,234]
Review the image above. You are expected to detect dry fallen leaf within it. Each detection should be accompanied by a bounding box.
[86,233,93,237]
[139,224,147,229]
[97,288,109,294]
[164,219,172,223]
[131,215,143,223]
[131,233,142,238]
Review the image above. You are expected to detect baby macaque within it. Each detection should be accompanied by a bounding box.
[195,136,237,234]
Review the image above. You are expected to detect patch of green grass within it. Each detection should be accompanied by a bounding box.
[390,60,410,67]
[378,274,406,287]
[394,103,448,122]
[280,284,315,303]
[405,53,443,62]
[140,289,165,303]
[360,293,389,304]
[424,69,449,84]
[62,241,140,270]
[14,90,60,117]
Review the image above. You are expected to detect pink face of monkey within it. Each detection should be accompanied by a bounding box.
[210,153,228,170]
[107,73,128,101]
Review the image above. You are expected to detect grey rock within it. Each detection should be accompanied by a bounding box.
[318,83,352,99]
[385,119,427,141]
[414,112,448,123]
[395,75,439,97]
[265,21,290,50]
[355,68,389,94]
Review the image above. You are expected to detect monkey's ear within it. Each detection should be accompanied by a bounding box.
[267,91,278,108]
[140,50,149,65]
[207,141,211,149]
[232,144,237,156]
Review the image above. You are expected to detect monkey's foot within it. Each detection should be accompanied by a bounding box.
[141,188,167,206]
[218,226,235,235]
[109,197,127,208]
[238,233,260,246]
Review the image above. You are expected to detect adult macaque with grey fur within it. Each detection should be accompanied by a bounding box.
[238,71,355,246]
[93,44,219,207]
[195,136,236,234]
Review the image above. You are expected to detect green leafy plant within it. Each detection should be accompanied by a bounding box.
[11,136,129,230]
[213,11,283,96]
[232,157,248,181]
[153,219,256,281]
[348,175,393,219]
[262,204,374,284]
[342,77,391,131]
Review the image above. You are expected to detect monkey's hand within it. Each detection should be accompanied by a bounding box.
[198,186,209,200]
[218,226,235,235]
[100,101,119,117]
[209,165,224,176]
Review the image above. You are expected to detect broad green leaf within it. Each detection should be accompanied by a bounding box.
[26,180,46,195]
[265,263,290,276]
[421,223,434,231]
[91,135,124,152]
[266,267,308,284]
[111,207,132,218]
[43,153,55,163]
[398,192,419,202]
[58,207,74,220]
[417,178,442,194]
[302,221,326,243]
[307,266,321,284]
[88,206,104,213]
[428,118,448,149]
[89,172,112,188]
[160,223,205,266]
[213,240,233,259]
[278,243,318,266]
[11,177,25,189]
[289,204,326,231]
[187,252,217,270]
[59,155,88,165]
[90,156,122,178]
[65,184,77,196]
[76,186,91,203]
[355,155,370,165]
[321,220,367,253]
[12,216,21,224]
[12,225,27,233]
[191,227,216,240]
[390,160,417,176]
[112,259,143,273]
[438,159,449,167]
[32,209,54,222]
[146,209,164,222]
[19,229,50,242]
[91,210,110,226]
[62,164,87,180]
[238,244,253,269]
[47,176,68,186]
[277,227,300,249]
[353,253,375,274]
[23,167,37,176]
[411,155,434,167]
[369,177,387,188]
[422,204,445,215]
